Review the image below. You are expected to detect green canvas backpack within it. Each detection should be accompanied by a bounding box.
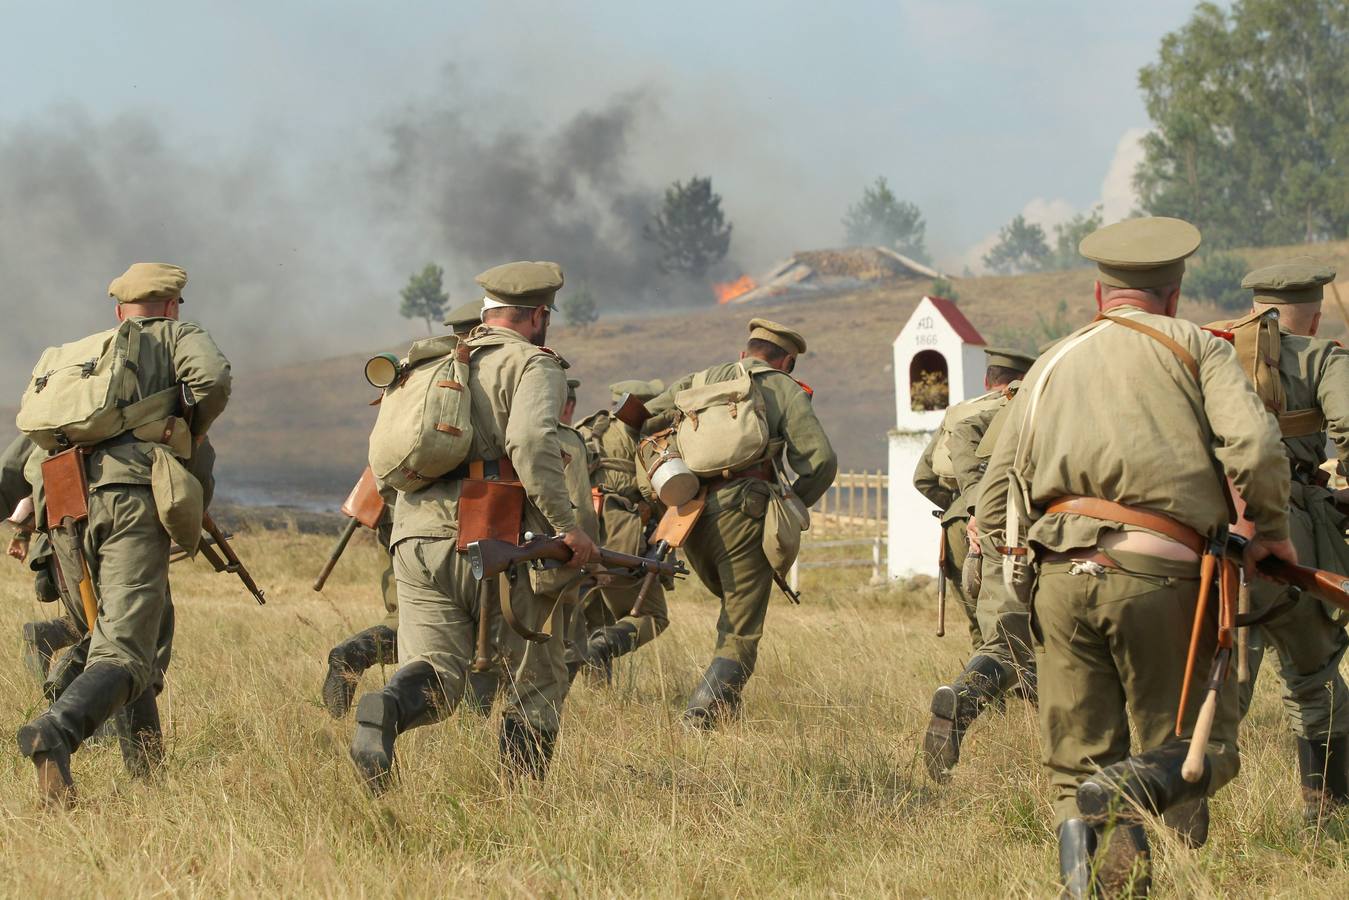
[673,362,771,478]
[16,319,180,451]
[367,335,475,493]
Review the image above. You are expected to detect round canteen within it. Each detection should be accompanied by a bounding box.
[364,353,403,389]
[650,455,699,507]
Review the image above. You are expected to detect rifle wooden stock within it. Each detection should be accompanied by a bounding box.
[1255,557,1349,612]
[467,534,687,582]
[612,392,652,430]
[1183,647,1231,783]
[202,513,267,605]
[1176,550,1218,736]
[313,519,360,592]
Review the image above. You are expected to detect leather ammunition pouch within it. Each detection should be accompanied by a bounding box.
[456,458,524,552]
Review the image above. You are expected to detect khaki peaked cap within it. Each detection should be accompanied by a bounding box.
[748,317,807,355]
[475,261,564,307]
[442,300,484,332]
[983,346,1036,372]
[1079,217,1201,289]
[609,378,664,402]
[108,263,188,304]
[1242,259,1336,305]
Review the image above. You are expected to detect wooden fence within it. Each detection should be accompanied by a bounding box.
[791,470,889,585]
[810,470,888,538]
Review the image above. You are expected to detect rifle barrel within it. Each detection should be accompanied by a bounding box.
[314,519,360,592]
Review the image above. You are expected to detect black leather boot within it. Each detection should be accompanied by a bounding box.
[21,617,81,680]
[499,716,557,782]
[463,669,501,717]
[585,622,639,684]
[922,654,1011,782]
[349,661,445,795]
[1297,734,1349,825]
[1057,818,1096,900]
[323,625,398,719]
[16,662,133,806]
[1076,741,1211,825]
[683,658,751,730]
[115,688,163,779]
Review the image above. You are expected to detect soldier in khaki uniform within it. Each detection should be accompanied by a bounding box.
[917,347,1036,782]
[573,378,670,679]
[16,263,232,805]
[323,300,483,718]
[976,219,1295,896]
[644,319,836,728]
[1217,261,1349,824]
[349,261,598,793]
[467,375,600,713]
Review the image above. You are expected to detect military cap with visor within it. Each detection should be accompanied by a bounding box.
[1079,217,1202,289]
[609,378,664,402]
[983,346,1036,372]
[108,263,188,304]
[442,299,484,333]
[748,317,807,355]
[475,260,564,309]
[1242,259,1336,305]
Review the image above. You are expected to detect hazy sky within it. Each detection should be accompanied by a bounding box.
[0,1,1202,382]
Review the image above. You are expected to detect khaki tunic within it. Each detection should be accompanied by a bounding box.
[575,411,669,648]
[975,306,1290,825]
[1234,331,1349,739]
[391,325,573,733]
[646,357,836,671]
[914,388,1015,649]
[25,317,231,697]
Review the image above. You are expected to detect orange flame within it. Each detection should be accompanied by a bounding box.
[713,275,756,304]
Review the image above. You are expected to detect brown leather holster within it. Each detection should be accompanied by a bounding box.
[456,458,525,552]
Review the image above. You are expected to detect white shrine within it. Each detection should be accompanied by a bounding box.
[887,296,988,578]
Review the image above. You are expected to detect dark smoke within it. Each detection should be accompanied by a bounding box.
[372,89,673,305]
[0,105,393,396]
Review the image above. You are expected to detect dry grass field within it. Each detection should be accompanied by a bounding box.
[0,528,1346,897]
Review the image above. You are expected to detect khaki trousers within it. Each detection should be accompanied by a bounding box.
[1034,561,1240,825]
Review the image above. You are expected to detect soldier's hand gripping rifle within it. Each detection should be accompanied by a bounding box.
[313,467,386,591]
[1176,531,1349,782]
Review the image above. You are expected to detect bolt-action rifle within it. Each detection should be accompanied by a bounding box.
[467,531,687,583]
[628,491,706,616]
[313,467,386,591]
[1178,531,1349,782]
[196,513,267,605]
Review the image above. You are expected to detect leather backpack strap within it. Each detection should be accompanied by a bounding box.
[1098,314,1200,382]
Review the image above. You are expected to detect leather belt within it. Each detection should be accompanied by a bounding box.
[441,457,515,482]
[1045,495,1206,556]
[704,462,774,493]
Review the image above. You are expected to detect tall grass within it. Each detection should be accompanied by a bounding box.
[0,529,1344,897]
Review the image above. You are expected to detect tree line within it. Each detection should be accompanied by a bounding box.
[399,0,1346,329]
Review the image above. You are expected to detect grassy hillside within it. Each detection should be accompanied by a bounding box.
[206,238,1349,504]
[5,239,1348,507]
[0,531,1342,896]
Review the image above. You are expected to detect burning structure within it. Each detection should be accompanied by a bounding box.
[714,246,940,305]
